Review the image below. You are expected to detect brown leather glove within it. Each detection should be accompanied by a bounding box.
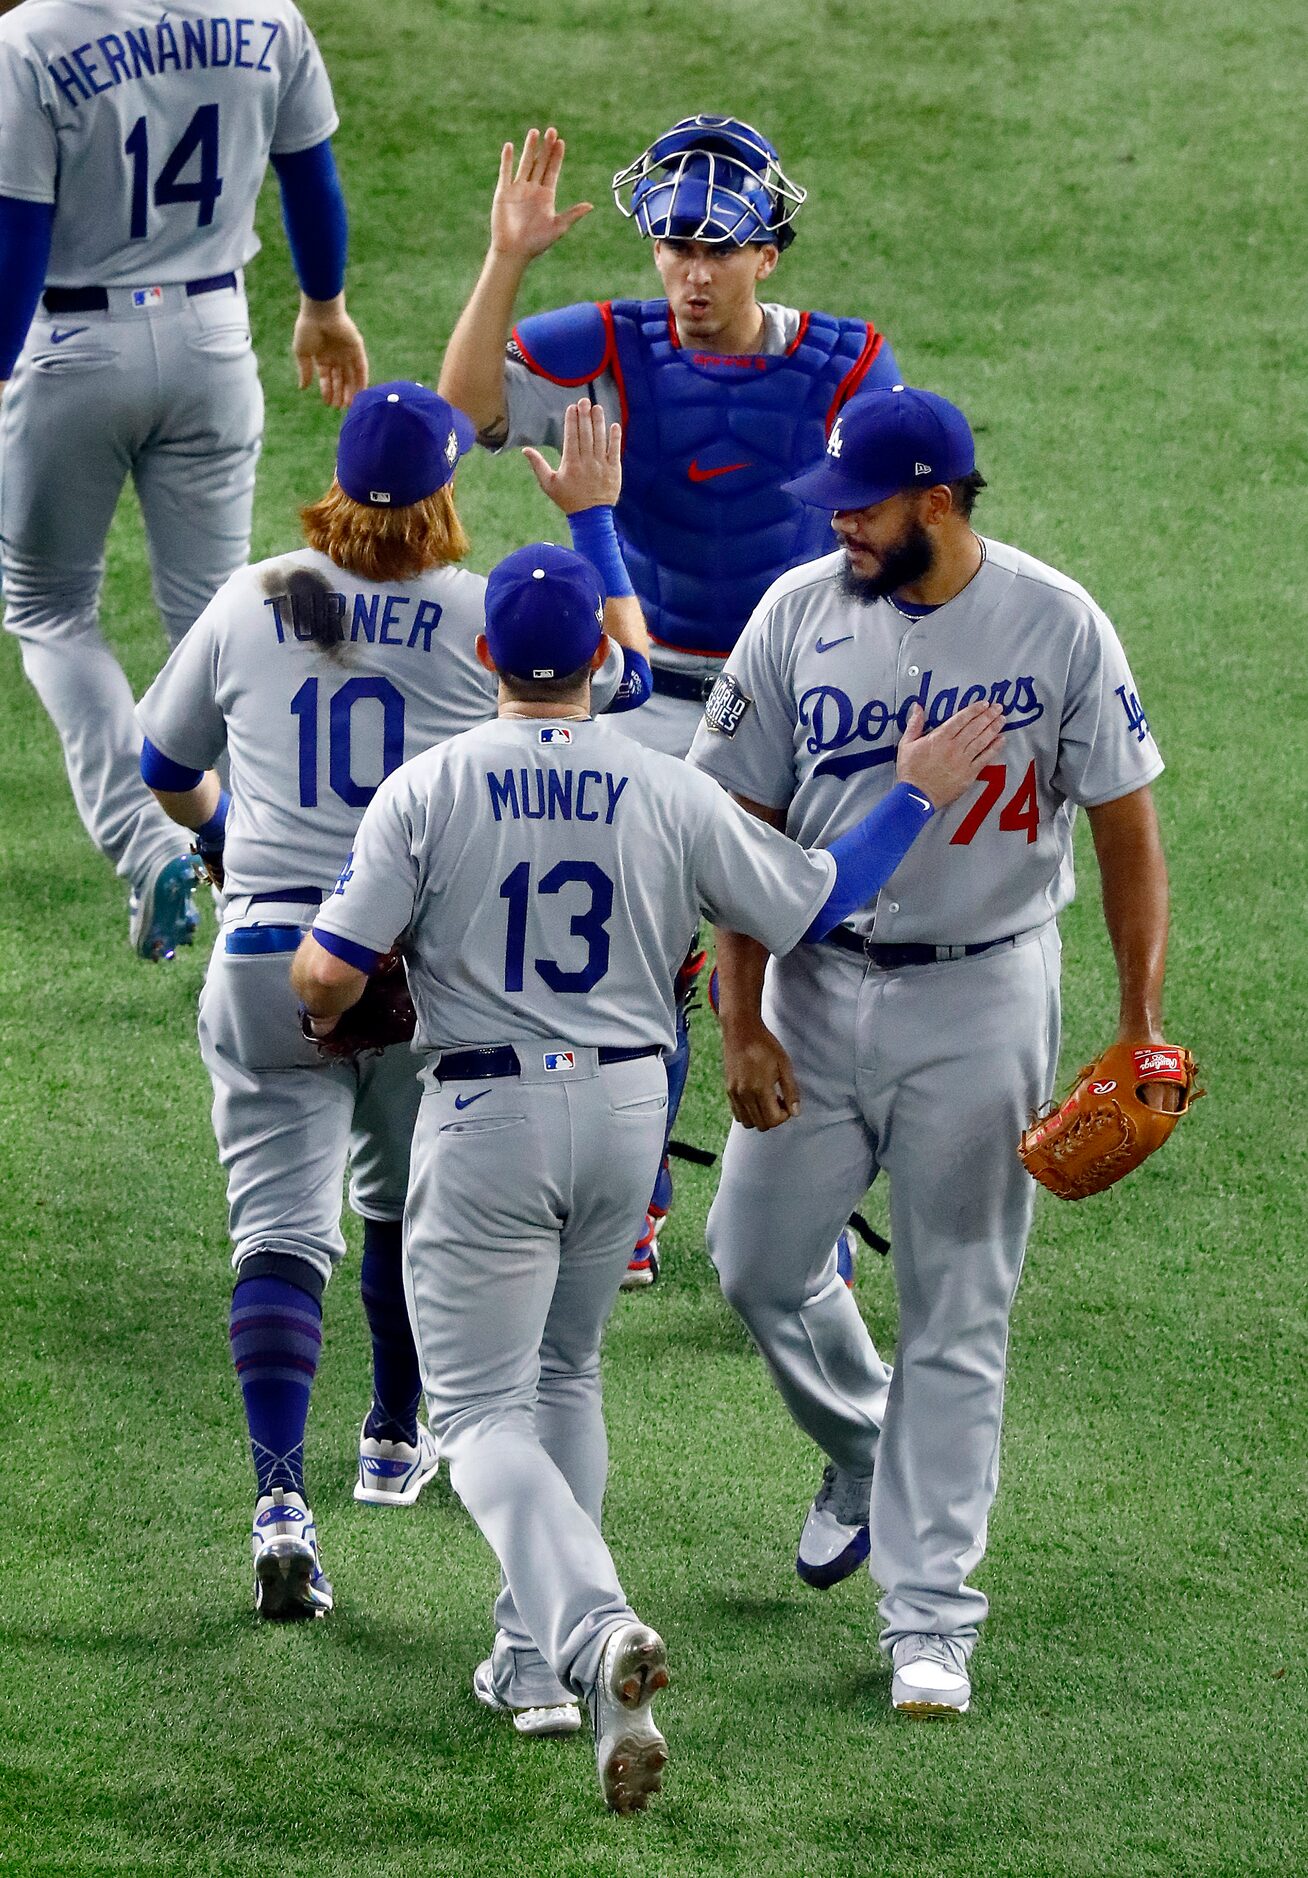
[301,951,416,1061]
[1018,1042,1203,1200]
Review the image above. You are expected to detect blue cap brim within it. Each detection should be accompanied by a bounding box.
[781,460,904,511]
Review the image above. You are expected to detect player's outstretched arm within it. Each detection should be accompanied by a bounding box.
[715,797,804,1132]
[525,398,650,658]
[438,129,593,439]
[1086,784,1171,1049]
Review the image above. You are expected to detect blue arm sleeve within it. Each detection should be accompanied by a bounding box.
[271,141,348,302]
[803,782,935,941]
[140,737,206,792]
[0,196,54,379]
[567,506,636,599]
[605,648,653,714]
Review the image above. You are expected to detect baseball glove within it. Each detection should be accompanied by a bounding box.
[192,837,225,891]
[301,951,416,1061]
[1018,1042,1203,1200]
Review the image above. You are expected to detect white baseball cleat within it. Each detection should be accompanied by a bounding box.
[354,1421,441,1506]
[795,1461,873,1588]
[251,1487,333,1620]
[620,1211,663,1290]
[472,1659,582,1737]
[588,1622,669,1813]
[891,1633,971,1717]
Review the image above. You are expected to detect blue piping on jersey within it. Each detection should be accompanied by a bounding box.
[804,782,935,941]
[312,925,381,975]
[271,140,347,303]
[0,196,55,379]
[141,737,206,792]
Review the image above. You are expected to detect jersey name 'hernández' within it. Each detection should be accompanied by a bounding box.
[315,716,836,1055]
[0,0,336,286]
[501,299,901,662]
[135,548,627,899]
[687,539,1165,946]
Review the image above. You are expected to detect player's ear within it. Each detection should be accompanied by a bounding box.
[588,632,611,673]
[923,485,954,527]
[475,633,498,674]
[753,243,780,282]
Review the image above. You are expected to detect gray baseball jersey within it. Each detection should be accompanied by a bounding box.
[688,538,1165,943]
[0,0,336,286]
[136,547,628,899]
[314,715,836,1054]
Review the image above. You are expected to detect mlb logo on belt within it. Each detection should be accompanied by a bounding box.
[132,286,164,308]
[539,726,573,745]
[543,1051,576,1072]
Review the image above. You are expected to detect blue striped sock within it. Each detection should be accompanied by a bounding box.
[360,1220,422,1445]
[229,1276,322,1499]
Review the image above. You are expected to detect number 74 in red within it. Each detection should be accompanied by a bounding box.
[949,759,1039,845]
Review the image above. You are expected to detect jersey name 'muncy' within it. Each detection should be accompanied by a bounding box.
[487,768,629,825]
[48,19,282,107]
[263,593,445,654]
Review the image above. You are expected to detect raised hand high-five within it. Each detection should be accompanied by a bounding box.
[491,127,594,261]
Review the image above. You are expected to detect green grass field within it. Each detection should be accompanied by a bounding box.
[1,0,1305,1871]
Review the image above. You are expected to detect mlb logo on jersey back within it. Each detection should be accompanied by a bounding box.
[132,287,164,309]
[704,671,752,738]
[543,1051,576,1073]
[539,726,573,745]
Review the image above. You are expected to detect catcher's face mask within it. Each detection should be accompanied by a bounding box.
[612,115,806,250]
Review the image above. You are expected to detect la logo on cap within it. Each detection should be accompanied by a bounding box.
[827,424,843,458]
[444,428,459,466]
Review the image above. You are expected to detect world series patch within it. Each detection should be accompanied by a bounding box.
[704,670,752,738]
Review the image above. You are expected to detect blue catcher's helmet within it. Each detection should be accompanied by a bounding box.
[611,115,806,250]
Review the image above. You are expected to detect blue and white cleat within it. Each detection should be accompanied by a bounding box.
[835,1228,857,1288]
[472,1658,582,1737]
[129,852,201,961]
[251,1487,333,1620]
[795,1461,873,1589]
[354,1421,441,1507]
[588,1622,669,1814]
[891,1633,971,1717]
[620,1211,663,1291]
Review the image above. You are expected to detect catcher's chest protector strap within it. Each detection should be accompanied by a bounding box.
[606,299,879,655]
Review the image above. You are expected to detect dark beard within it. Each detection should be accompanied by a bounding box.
[838,525,935,603]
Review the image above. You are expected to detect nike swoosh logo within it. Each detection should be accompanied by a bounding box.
[50,327,88,344]
[453,1088,491,1110]
[688,458,751,483]
[815,636,854,654]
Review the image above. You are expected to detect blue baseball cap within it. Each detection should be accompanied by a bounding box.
[337,381,475,509]
[783,386,976,511]
[484,543,605,680]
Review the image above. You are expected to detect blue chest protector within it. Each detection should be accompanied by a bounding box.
[511,298,898,656]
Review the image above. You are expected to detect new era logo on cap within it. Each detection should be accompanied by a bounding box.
[914,460,932,475]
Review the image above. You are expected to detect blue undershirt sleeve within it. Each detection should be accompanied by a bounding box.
[0,196,54,380]
[140,737,206,792]
[803,782,936,941]
[313,927,382,975]
[605,648,653,713]
[271,140,348,302]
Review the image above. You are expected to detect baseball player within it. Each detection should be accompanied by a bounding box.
[0,0,368,961]
[687,384,1173,1717]
[291,543,1004,1805]
[438,114,904,1281]
[135,383,648,1621]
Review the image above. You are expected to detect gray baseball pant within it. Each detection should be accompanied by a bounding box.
[197,907,420,1287]
[0,280,262,889]
[707,925,1061,1652]
[404,1047,667,1705]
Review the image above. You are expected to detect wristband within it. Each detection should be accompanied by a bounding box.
[567,506,635,599]
[194,790,231,850]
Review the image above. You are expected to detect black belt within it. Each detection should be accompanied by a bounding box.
[824,926,1020,969]
[435,1044,662,1081]
[43,272,238,314]
[249,887,325,906]
[651,664,723,703]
